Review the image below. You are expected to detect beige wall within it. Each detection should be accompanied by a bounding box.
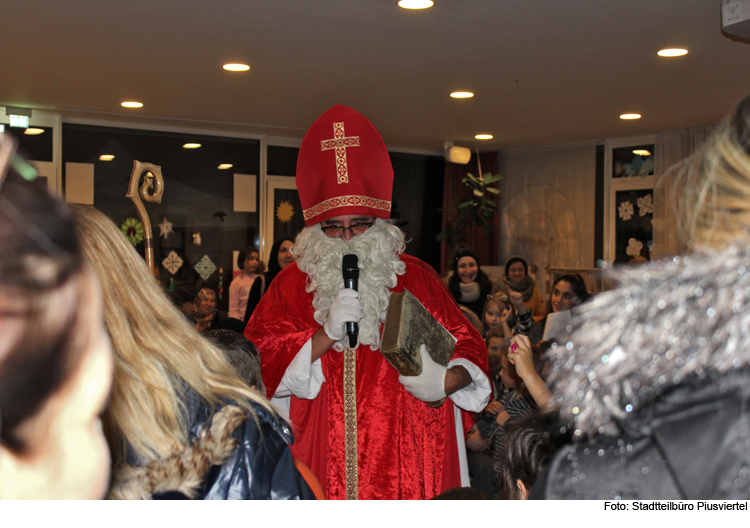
[497,143,597,297]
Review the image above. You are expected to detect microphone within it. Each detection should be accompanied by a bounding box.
[342,254,359,348]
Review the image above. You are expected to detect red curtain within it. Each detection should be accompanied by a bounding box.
[440,151,499,273]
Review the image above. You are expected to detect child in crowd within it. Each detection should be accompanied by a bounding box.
[466,334,553,496]
[482,294,516,344]
[228,247,266,324]
[203,329,264,393]
[480,335,553,455]
[464,329,506,496]
[495,411,563,499]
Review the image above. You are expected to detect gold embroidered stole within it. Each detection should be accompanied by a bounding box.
[343,348,358,499]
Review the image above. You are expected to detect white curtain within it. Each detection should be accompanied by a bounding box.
[498,143,596,298]
[652,125,714,258]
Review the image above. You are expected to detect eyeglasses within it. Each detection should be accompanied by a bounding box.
[320,221,374,238]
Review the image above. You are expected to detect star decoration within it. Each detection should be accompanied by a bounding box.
[162,251,183,275]
[159,217,174,239]
[276,200,294,223]
[195,255,217,281]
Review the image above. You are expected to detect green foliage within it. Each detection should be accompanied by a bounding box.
[436,172,502,249]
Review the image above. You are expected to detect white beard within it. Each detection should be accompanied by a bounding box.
[294,219,407,351]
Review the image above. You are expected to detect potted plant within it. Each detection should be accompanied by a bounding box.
[436,170,502,250]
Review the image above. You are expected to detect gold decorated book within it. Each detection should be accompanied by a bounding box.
[380,289,455,376]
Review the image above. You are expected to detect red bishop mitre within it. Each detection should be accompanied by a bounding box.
[296,104,393,227]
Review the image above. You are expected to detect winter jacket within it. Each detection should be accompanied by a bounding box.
[108,396,316,500]
[533,244,750,500]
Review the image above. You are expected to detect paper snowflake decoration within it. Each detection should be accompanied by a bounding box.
[637,194,654,216]
[623,155,654,178]
[120,218,144,246]
[618,201,634,221]
[195,255,217,281]
[162,251,183,275]
[276,200,294,223]
[626,238,644,258]
[159,217,174,239]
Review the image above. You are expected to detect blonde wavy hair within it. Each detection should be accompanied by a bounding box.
[71,206,273,467]
[675,95,750,250]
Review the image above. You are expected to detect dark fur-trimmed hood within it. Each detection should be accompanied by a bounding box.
[108,405,249,500]
[547,244,750,438]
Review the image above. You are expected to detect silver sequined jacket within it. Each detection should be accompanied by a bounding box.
[535,244,750,500]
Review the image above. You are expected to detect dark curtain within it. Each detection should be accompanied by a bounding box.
[440,151,499,273]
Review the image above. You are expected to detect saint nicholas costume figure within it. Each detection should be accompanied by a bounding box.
[246,105,491,499]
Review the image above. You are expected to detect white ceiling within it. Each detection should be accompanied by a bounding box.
[1,0,748,152]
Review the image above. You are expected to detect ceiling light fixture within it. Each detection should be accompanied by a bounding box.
[99,154,115,161]
[475,134,493,140]
[183,143,202,149]
[218,164,233,169]
[223,63,250,71]
[450,91,474,99]
[398,0,434,9]
[121,101,143,108]
[657,48,688,57]
[24,128,45,135]
[620,113,641,120]
[632,149,651,156]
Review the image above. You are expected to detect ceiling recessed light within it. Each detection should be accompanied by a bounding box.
[620,113,641,120]
[450,91,474,99]
[121,101,143,108]
[657,48,688,57]
[223,63,250,72]
[24,128,45,135]
[633,149,651,156]
[183,143,201,149]
[99,154,115,161]
[218,164,233,169]
[398,0,434,9]
[475,134,493,140]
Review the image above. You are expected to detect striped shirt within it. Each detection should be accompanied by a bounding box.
[475,379,537,452]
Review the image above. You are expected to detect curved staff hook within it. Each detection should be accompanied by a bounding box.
[126,160,164,277]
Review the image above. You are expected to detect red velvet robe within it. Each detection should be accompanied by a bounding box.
[246,254,489,499]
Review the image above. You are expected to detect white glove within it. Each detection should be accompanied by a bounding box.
[323,288,364,341]
[398,345,447,402]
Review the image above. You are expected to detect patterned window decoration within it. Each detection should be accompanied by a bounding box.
[195,254,217,281]
[615,189,653,264]
[612,144,654,179]
[162,251,183,275]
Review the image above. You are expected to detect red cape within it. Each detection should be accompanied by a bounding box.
[246,254,489,499]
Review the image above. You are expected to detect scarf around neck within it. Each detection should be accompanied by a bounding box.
[459,281,481,303]
[503,274,535,301]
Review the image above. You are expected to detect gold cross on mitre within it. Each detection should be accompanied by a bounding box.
[320,122,360,184]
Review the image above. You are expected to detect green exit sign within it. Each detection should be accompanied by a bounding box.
[9,115,29,128]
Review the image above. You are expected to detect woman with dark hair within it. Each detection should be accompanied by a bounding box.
[518,273,589,344]
[0,149,113,499]
[445,247,498,318]
[499,256,546,323]
[265,237,295,287]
